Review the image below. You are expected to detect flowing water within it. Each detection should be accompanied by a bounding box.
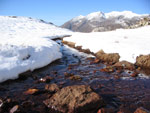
[0,41,150,113]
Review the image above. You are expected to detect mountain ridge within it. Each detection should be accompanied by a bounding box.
[61,11,149,32]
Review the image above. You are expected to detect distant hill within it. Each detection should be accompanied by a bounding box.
[61,11,150,32]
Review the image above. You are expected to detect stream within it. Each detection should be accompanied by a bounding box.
[0,40,150,113]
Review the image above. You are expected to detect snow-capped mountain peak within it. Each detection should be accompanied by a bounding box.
[86,11,105,20]
[72,15,84,22]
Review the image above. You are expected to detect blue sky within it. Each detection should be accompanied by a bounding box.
[0,0,150,25]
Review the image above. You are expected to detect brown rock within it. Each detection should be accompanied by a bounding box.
[62,40,76,48]
[76,46,82,50]
[136,55,150,68]
[134,107,150,113]
[130,72,139,77]
[80,48,91,54]
[100,66,115,73]
[69,75,82,81]
[114,61,135,70]
[97,107,116,113]
[43,85,104,113]
[24,88,39,95]
[93,59,101,64]
[114,75,120,79]
[117,111,124,113]
[45,83,60,93]
[96,50,120,63]
[0,98,3,107]
[10,105,20,113]
[64,72,74,77]
[97,108,106,113]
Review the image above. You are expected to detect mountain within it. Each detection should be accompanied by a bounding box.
[61,11,150,32]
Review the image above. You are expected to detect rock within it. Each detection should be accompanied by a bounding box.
[21,100,34,108]
[0,99,3,112]
[69,75,82,81]
[76,46,82,50]
[97,108,106,113]
[10,105,20,113]
[93,59,101,64]
[114,75,120,79]
[62,40,75,48]
[130,72,139,77]
[0,98,18,113]
[100,66,115,73]
[64,72,74,77]
[45,83,60,93]
[96,50,120,63]
[43,85,104,113]
[136,55,150,69]
[24,88,39,95]
[80,48,91,54]
[117,111,124,113]
[114,61,135,70]
[0,98,3,107]
[97,107,116,113]
[134,107,150,113]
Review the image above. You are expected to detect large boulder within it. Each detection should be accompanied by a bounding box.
[136,55,150,68]
[43,85,104,113]
[95,50,120,63]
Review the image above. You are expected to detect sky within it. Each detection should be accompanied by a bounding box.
[0,0,150,26]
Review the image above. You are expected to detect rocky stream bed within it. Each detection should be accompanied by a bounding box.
[0,40,150,113]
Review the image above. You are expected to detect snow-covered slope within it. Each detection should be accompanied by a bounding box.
[105,11,141,19]
[64,26,150,63]
[62,11,149,32]
[0,16,71,39]
[0,16,71,83]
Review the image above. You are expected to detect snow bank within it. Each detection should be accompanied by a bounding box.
[0,37,62,82]
[63,26,150,63]
[0,16,71,82]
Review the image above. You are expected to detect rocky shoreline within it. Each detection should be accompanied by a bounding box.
[0,41,150,113]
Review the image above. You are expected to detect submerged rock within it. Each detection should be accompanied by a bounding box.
[100,66,115,73]
[45,83,60,93]
[43,85,104,113]
[130,72,139,77]
[24,88,39,95]
[134,107,150,113]
[69,75,82,81]
[10,105,21,113]
[136,55,150,69]
[95,50,120,64]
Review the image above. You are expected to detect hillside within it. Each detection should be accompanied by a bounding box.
[61,11,149,32]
